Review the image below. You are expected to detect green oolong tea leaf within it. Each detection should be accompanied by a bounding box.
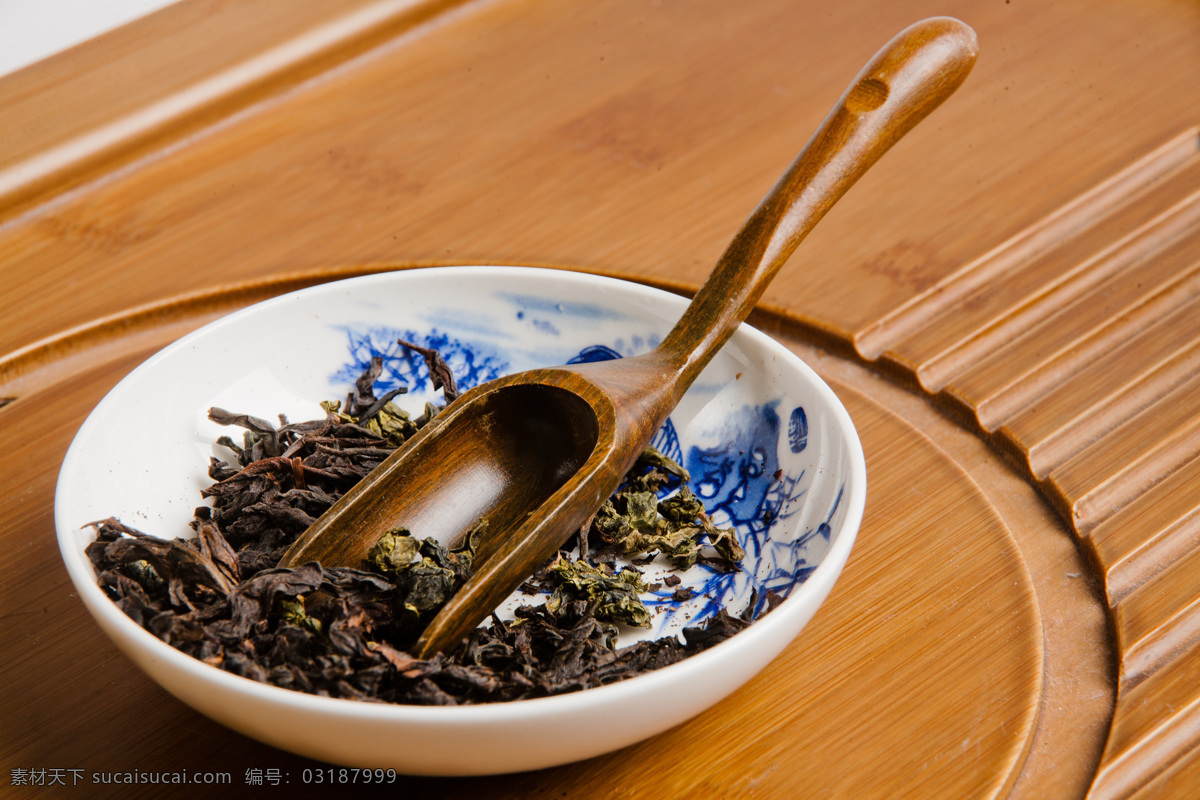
[366,530,466,624]
[278,595,324,636]
[367,528,421,575]
[369,402,418,446]
[706,525,747,566]
[658,487,705,523]
[395,558,457,616]
[586,482,742,572]
[622,491,663,535]
[546,556,651,629]
[616,446,690,494]
[637,445,690,483]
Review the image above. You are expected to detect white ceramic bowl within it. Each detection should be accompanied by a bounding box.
[56,266,865,775]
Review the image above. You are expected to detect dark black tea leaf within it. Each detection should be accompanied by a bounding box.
[88,345,768,706]
[397,338,459,402]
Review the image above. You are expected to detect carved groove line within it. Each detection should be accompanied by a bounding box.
[855,128,1200,359]
[850,129,1200,800]
[917,192,1200,394]
[0,0,473,223]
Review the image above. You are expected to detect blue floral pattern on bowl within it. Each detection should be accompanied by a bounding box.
[328,297,844,640]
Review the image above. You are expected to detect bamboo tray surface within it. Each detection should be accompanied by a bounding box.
[2,0,1199,797]
[0,268,1096,799]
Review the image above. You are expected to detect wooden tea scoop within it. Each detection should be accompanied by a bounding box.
[280,17,978,657]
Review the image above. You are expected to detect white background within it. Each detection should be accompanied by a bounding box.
[0,0,179,76]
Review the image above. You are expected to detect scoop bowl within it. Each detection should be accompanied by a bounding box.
[56,265,866,773]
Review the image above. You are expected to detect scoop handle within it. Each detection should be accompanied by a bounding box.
[658,17,977,383]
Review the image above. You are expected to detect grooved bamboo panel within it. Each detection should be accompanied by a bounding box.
[851,132,1200,800]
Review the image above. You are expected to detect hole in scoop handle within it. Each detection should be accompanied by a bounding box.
[659,17,978,385]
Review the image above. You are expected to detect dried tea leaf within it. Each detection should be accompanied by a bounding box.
[637,445,690,483]
[396,559,457,616]
[121,559,166,595]
[706,525,746,566]
[367,529,421,575]
[622,491,663,535]
[658,486,705,523]
[195,518,240,586]
[371,401,418,446]
[86,517,237,600]
[87,348,763,706]
[347,356,384,416]
[278,596,323,636]
[356,387,409,427]
[209,407,282,459]
[585,481,745,572]
[546,556,651,628]
[398,339,459,403]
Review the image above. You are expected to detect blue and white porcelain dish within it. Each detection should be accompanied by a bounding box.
[55,266,866,775]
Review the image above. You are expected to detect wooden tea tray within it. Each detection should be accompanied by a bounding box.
[2,1,1198,797]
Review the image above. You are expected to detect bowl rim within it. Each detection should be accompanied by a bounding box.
[55,264,867,723]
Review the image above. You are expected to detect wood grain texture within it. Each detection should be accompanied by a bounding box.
[0,0,472,220]
[849,131,1200,799]
[4,0,1199,795]
[0,272,1064,798]
[1,0,1197,361]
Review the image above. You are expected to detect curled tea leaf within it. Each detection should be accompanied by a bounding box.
[637,445,690,483]
[368,528,421,575]
[546,556,651,629]
[209,407,282,460]
[398,339,459,403]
